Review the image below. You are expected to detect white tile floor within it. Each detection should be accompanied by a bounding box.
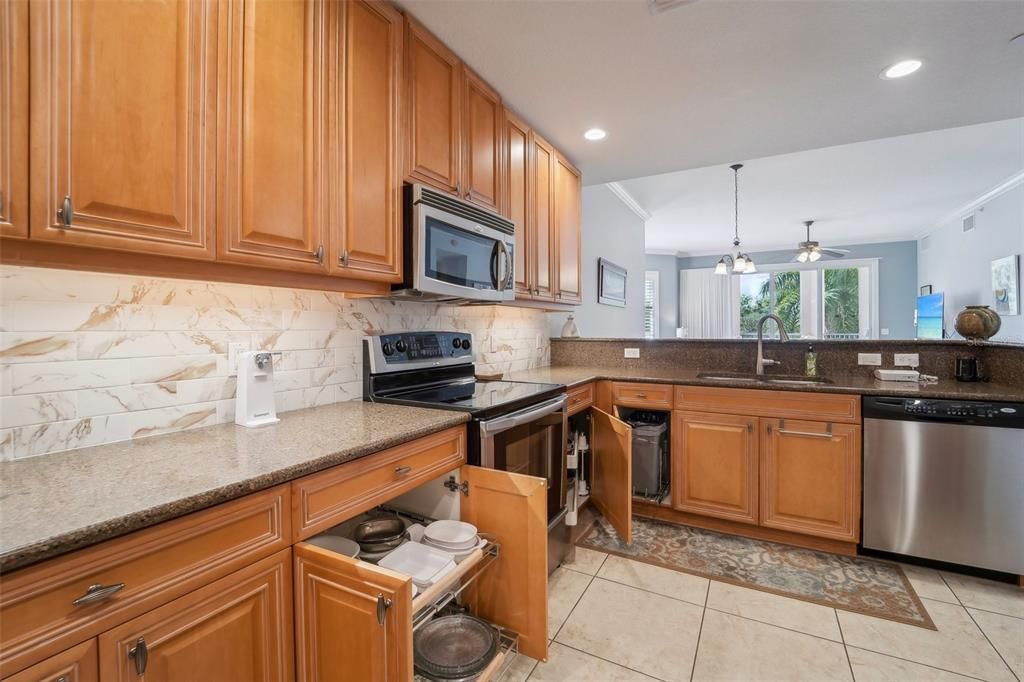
[501,547,1024,682]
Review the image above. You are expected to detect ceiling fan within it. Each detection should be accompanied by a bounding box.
[792,220,849,263]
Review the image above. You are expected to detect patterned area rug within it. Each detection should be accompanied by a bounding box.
[580,515,935,629]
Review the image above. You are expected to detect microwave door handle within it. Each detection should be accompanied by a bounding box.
[478,396,567,438]
[496,241,511,291]
[490,242,501,291]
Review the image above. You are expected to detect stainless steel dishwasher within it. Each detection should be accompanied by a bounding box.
[863,396,1024,574]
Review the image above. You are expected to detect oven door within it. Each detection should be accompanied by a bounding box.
[479,396,567,522]
[413,201,514,302]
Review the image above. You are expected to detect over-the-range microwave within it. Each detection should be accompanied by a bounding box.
[391,184,515,303]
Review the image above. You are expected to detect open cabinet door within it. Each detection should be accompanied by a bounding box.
[591,407,633,544]
[294,543,413,682]
[460,466,548,662]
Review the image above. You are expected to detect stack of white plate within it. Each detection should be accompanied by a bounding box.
[422,520,485,561]
[379,541,457,589]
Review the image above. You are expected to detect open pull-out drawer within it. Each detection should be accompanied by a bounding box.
[294,465,548,681]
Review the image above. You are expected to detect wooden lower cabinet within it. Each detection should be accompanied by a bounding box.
[5,640,97,682]
[293,464,548,681]
[97,549,294,682]
[673,412,758,525]
[759,419,861,542]
[590,408,633,544]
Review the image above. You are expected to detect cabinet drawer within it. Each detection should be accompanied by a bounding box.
[291,426,466,540]
[4,639,97,682]
[566,383,594,415]
[611,382,673,410]
[0,486,290,678]
[675,386,860,424]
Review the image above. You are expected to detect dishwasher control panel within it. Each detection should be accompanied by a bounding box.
[864,397,1024,427]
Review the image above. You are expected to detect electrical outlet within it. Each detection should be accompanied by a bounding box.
[894,353,919,368]
[624,348,640,359]
[489,335,497,353]
[881,328,890,336]
[228,342,250,376]
[858,353,882,366]
[535,333,542,350]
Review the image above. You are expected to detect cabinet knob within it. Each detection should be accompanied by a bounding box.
[128,637,148,676]
[56,195,74,227]
[72,581,125,607]
[313,244,324,265]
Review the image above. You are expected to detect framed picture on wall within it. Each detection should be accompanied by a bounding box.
[598,258,627,307]
[991,255,1020,315]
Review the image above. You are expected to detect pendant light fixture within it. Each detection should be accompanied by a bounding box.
[715,164,756,275]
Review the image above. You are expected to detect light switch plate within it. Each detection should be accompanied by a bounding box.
[624,348,640,359]
[228,342,250,376]
[858,352,882,366]
[894,353,919,368]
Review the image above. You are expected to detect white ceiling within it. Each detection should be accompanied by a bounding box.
[624,118,1024,256]
[399,0,1024,185]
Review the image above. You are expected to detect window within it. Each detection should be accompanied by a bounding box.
[733,260,878,339]
[643,271,660,339]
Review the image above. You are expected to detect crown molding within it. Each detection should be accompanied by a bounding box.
[606,182,652,221]
[920,169,1024,240]
[644,248,682,257]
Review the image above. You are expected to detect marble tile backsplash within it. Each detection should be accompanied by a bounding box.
[0,265,550,460]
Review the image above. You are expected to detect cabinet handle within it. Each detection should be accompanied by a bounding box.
[394,465,412,476]
[56,677,69,682]
[776,420,833,439]
[56,195,73,227]
[314,244,324,265]
[747,422,753,433]
[376,594,393,625]
[127,637,148,676]
[635,393,648,399]
[72,582,125,606]
[338,249,349,267]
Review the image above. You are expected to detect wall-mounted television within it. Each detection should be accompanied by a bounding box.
[916,292,944,340]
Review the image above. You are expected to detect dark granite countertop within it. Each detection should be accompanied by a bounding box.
[506,365,1024,402]
[0,402,469,573]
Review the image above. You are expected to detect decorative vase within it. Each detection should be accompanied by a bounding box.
[954,305,1001,341]
[560,314,580,338]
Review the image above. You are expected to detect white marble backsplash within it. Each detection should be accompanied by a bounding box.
[0,265,551,460]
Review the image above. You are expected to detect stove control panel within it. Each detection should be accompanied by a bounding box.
[375,331,472,365]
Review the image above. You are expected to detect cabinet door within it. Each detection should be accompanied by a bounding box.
[591,407,633,544]
[553,152,582,303]
[404,17,461,194]
[98,550,294,682]
[29,0,215,257]
[332,0,403,281]
[530,133,556,301]
[503,109,532,297]
[462,68,502,211]
[0,0,27,239]
[294,542,412,682]
[217,0,329,272]
[673,412,758,525]
[760,419,861,542]
[460,465,548,662]
[5,640,97,682]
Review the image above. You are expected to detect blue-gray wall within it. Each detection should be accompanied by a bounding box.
[644,254,679,338]
[672,240,919,339]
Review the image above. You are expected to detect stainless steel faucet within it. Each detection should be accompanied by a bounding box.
[756,314,790,375]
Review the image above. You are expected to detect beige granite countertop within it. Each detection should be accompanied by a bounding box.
[0,402,469,572]
[505,365,1024,402]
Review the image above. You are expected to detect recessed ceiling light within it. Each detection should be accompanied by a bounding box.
[880,59,923,80]
[584,128,607,141]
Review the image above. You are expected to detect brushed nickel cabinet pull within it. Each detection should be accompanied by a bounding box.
[314,244,324,264]
[56,195,73,227]
[339,249,350,267]
[72,582,125,606]
[635,393,648,399]
[777,419,833,439]
[376,594,392,625]
[128,637,148,675]
[394,465,412,476]
[55,676,69,682]
[747,422,753,433]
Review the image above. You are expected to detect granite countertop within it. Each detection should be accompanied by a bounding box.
[506,366,1024,402]
[0,402,469,573]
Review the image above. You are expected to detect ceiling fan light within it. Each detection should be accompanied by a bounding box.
[797,251,809,263]
[809,250,822,262]
[714,258,729,275]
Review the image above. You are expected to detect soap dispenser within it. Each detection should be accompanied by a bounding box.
[236,351,281,427]
[804,344,817,377]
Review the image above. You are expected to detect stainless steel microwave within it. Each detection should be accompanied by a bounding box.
[392,184,515,303]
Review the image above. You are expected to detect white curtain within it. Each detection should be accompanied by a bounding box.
[678,269,738,338]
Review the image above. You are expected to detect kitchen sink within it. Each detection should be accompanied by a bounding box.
[696,372,832,386]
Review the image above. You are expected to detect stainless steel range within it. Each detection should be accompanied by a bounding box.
[363,332,570,572]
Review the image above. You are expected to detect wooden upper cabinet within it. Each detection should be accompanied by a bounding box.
[216,0,329,272]
[553,152,582,303]
[332,0,403,281]
[673,411,758,525]
[462,68,502,211]
[760,419,861,542]
[97,550,294,682]
[590,407,633,544]
[503,109,532,298]
[530,132,556,301]
[404,17,461,194]
[28,0,216,257]
[1,0,28,239]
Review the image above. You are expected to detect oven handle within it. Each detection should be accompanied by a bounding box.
[478,395,567,438]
